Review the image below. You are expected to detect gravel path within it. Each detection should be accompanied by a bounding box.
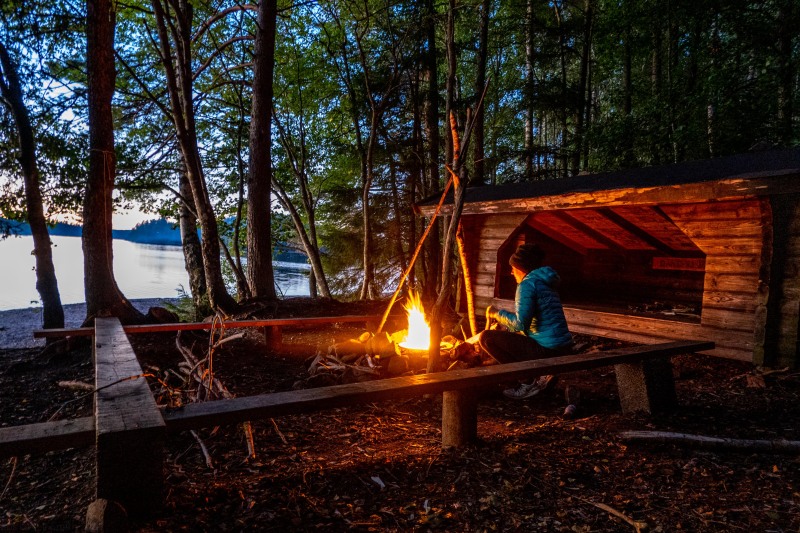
[0,298,180,349]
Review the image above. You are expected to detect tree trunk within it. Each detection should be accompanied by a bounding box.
[524,0,535,179]
[572,0,594,174]
[233,92,249,300]
[84,0,144,324]
[247,0,278,300]
[0,43,64,332]
[554,3,569,176]
[388,156,408,275]
[272,111,332,298]
[151,0,237,315]
[650,18,663,164]
[271,179,332,299]
[471,0,490,187]
[359,110,379,300]
[444,0,457,168]
[178,170,208,319]
[776,0,793,145]
[422,0,441,303]
[706,20,720,158]
[622,19,633,167]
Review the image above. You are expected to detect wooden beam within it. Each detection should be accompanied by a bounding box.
[161,341,714,433]
[418,174,800,217]
[34,314,385,339]
[0,417,94,457]
[0,340,714,457]
[94,317,165,515]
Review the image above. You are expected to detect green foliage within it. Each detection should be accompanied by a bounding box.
[2,0,798,301]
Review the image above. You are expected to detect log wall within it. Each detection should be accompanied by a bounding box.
[759,194,800,367]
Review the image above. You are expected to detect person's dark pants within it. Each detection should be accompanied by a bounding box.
[476,330,572,364]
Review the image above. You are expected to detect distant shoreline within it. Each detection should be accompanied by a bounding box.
[0,298,180,350]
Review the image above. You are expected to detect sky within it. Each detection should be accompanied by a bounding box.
[113,206,154,230]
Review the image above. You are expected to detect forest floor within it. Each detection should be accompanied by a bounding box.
[1,298,800,532]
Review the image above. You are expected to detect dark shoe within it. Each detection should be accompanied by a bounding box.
[503,375,557,400]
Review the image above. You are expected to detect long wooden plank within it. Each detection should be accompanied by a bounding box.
[555,306,752,360]
[162,340,714,432]
[667,219,763,239]
[95,317,165,514]
[700,308,756,332]
[660,199,762,220]
[703,255,761,274]
[0,417,94,457]
[0,339,714,455]
[34,314,383,339]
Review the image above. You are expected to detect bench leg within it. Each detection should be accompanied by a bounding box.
[263,326,282,351]
[441,389,478,447]
[96,426,164,516]
[614,358,677,414]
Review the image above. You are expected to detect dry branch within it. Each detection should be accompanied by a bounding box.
[620,430,800,454]
[174,319,257,463]
[375,175,454,335]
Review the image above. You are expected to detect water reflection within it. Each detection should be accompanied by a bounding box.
[0,235,310,310]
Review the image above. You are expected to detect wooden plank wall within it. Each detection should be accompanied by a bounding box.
[462,213,528,312]
[760,194,800,367]
[466,198,769,361]
[661,199,763,360]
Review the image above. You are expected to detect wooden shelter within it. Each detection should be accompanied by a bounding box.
[416,148,800,367]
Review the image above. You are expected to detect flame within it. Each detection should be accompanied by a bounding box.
[399,291,430,350]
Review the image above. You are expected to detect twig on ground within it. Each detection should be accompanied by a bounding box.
[271,418,288,444]
[587,501,648,532]
[0,456,18,502]
[191,430,214,469]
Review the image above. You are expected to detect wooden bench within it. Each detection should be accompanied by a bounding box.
[1,317,714,516]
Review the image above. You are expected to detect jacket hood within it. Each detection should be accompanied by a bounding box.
[530,266,560,287]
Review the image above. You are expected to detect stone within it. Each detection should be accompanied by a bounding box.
[146,306,179,324]
[85,499,128,533]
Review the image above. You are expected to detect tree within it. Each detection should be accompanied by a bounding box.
[0,42,64,331]
[83,0,144,323]
[151,0,238,314]
[421,0,441,302]
[247,0,278,300]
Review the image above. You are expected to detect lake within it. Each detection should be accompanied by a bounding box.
[0,235,310,311]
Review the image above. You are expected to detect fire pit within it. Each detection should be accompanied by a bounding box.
[301,291,460,387]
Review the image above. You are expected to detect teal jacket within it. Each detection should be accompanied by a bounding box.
[494,266,573,349]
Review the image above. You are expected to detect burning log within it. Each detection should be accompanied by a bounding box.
[297,293,465,389]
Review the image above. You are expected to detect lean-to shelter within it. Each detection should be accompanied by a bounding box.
[415,148,800,367]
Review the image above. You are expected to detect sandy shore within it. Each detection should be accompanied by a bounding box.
[0,298,180,349]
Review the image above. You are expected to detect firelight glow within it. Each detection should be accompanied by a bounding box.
[399,291,430,350]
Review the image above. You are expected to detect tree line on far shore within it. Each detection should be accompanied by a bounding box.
[0,0,797,332]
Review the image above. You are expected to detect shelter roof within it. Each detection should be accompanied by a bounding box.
[415,148,800,213]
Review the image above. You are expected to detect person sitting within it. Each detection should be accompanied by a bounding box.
[478,243,574,399]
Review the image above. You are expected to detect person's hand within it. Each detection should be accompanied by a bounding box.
[485,305,497,322]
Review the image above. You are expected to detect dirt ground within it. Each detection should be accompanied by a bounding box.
[1,299,800,532]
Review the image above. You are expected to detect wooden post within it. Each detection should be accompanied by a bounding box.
[441,388,478,447]
[94,317,165,516]
[456,222,477,337]
[614,358,677,414]
[263,326,282,351]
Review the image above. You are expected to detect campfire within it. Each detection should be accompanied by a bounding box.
[398,290,430,351]
[301,291,460,388]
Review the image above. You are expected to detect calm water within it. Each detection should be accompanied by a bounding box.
[0,235,310,311]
